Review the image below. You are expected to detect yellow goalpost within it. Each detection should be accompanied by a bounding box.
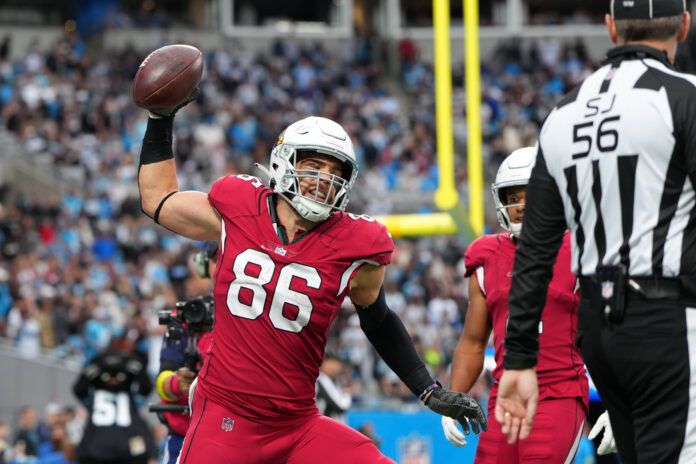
[376,0,484,239]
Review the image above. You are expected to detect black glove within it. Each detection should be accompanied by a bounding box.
[149,87,200,119]
[424,386,488,434]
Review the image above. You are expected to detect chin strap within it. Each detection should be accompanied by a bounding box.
[510,222,523,237]
[293,196,330,222]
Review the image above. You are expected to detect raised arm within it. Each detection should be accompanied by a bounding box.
[137,107,220,241]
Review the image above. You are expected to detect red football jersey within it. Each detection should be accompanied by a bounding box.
[464,232,588,408]
[200,175,394,422]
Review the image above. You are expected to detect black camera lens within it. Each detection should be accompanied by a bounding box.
[183,300,205,324]
[163,296,214,333]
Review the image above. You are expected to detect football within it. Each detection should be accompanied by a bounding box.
[132,44,203,112]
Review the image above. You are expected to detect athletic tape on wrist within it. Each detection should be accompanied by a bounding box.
[419,382,441,403]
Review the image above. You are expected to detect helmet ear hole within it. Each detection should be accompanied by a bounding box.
[342,162,353,181]
[499,187,508,205]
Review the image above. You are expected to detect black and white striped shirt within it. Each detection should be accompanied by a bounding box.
[504,45,696,369]
[545,45,696,277]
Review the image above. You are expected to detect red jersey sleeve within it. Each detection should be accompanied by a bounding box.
[463,235,499,278]
[330,214,394,298]
[208,174,267,219]
[322,213,394,266]
[364,219,394,266]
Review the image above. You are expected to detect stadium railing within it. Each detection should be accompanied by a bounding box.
[0,127,72,204]
[0,337,80,426]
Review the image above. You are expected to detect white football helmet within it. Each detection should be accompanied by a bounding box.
[492,146,537,237]
[259,116,358,223]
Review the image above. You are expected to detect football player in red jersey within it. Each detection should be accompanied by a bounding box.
[137,96,487,463]
[441,147,589,463]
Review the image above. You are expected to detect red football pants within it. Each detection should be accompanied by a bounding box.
[176,387,394,464]
[475,397,586,464]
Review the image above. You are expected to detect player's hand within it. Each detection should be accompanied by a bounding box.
[588,411,617,455]
[176,367,196,395]
[424,387,487,434]
[495,368,538,444]
[441,416,468,446]
[149,87,199,119]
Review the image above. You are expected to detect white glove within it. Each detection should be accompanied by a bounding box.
[441,416,467,447]
[588,411,617,455]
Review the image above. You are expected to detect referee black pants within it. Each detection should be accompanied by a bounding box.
[577,293,696,463]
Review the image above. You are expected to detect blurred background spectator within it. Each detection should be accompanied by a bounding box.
[0,26,605,406]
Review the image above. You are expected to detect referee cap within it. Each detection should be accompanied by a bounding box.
[611,0,686,20]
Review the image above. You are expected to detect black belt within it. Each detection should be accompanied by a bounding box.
[580,276,684,300]
[627,277,684,299]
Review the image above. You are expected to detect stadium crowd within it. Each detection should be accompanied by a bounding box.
[0,27,639,463]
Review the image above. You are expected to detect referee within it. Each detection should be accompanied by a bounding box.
[495,1,696,463]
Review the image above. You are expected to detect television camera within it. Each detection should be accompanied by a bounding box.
[149,295,214,415]
[158,295,215,335]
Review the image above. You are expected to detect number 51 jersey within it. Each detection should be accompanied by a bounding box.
[200,175,394,422]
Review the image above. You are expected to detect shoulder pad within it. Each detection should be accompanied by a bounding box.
[208,174,268,218]
[463,234,501,277]
[326,213,394,266]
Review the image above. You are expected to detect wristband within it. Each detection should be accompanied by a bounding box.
[419,382,441,403]
[140,117,174,165]
[156,370,179,402]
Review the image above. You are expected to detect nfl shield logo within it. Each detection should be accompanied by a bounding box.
[398,434,431,464]
[221,417,234,432]
[601,281,614,299]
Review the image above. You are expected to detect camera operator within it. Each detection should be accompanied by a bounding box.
[155,242,217,464]
[73,337,156,464]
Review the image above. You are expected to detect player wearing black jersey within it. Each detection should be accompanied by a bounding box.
[73,347,156,464]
